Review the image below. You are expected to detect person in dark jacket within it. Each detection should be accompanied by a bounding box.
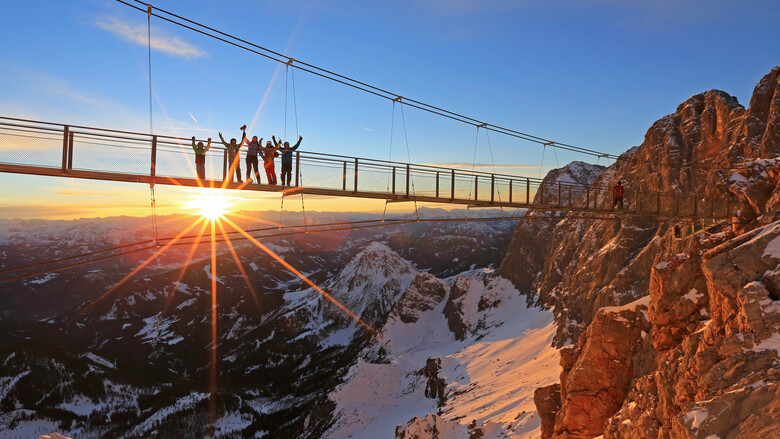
[612,180,624,210]
[278,135,302,186]
[218,130,243,183]
[242,128,263,184]
[191,136,211,181]
[263,137,282,185]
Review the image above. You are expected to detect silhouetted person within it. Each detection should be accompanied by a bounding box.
[263,136,282,185]
[242,127,262,184]
[612,180,624,210]
[191,136,211,181]
[279,135,302,186]
[219,129,243,184]
[674,223,682,238]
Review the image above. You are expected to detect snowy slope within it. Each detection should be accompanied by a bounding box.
[325,274,560,438]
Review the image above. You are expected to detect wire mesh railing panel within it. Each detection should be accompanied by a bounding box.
[298,156,348,191]
[69,134,151,175]
[0,125,64,168]
[407,170,437,197]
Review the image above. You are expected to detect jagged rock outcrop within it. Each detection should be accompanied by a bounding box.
[551,297,652,439]
[326,242,419,328]
[418,357,446,406]
[606,222,780,438]
[535,384,561,439]
[499,162,605,305]
[519,67,780,439]
[395,414,468,438]
[395,272,449,324]
[503,67,780,348]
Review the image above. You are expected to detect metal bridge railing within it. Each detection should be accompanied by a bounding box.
[0,116,736,218]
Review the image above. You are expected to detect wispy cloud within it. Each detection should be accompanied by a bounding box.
[96,16,206,59]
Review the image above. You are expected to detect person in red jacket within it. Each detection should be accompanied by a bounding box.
[612,180,624,210]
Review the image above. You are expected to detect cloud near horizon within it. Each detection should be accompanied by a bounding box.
[96,16,206,59]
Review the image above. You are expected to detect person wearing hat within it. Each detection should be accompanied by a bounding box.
[191,136,212,182]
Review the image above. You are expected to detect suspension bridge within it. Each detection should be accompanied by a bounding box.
[0,116,735,220]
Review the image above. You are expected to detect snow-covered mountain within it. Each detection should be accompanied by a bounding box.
[0,209,523,438]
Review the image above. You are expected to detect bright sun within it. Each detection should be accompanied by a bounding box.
[187,192,230,220]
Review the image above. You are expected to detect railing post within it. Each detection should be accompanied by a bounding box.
[509,179,513,203]
[343,161,347,191]
[295,150,300,187]
[392,167,396,195]
[222,150,228,181]
[474,175,479,201]
[526,178,530,205]
[150,135,157,187]
[435,172,440,198]
[634,189,642,213]
[491,174,495,203]
[67,133,74,171]
[586,186,590,210]
[354,158,358,193]
[61,125,69,173]
[405,163,410,198]
[451,170,455,200]
[557,181,561,207]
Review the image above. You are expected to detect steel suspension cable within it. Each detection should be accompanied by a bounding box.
[484,129,504,218]
[399,101,419,221]
[382,101,396,222]
[146,5,160,246]
[115,0,722,171]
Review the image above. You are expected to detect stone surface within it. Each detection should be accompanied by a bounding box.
[395,272,449,324]
[552,298,651,439]
[534,384,561,439]
[517,68,780,439]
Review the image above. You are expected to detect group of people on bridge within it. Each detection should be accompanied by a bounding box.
[191,124,303,186]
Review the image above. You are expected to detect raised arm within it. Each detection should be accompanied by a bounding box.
[240,130,248,146]
[218,132,229,148]
[192,136,197,152]
[205,138,212,152]
[291,135,303,151]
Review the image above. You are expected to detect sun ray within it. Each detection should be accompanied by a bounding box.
[216,219,263,312]
[208,217,218,437]
[160,219,210,315]
[71,216,207,321]
[220,216,378,337]
[220,153,245,191]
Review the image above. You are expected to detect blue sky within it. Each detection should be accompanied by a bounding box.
[0,0,777,219]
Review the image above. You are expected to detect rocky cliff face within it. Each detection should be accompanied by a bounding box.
[496,67,780,438]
